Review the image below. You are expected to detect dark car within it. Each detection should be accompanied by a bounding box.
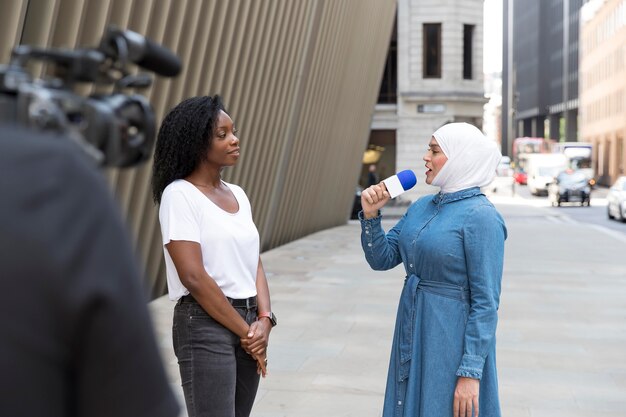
[548,170,591,207]
[607,176,626,222]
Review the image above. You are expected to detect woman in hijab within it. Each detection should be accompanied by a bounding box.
[359,123,507,417]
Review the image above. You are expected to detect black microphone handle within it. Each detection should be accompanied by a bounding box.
[137,37,182,78]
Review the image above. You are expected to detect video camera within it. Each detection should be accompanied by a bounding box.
[0,26,181,167]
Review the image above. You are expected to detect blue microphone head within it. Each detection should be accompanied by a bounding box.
[397,170,417,190]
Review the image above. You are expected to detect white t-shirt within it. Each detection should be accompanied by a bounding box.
[159,179,260,301]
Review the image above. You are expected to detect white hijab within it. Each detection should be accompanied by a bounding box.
[431,122,502,194]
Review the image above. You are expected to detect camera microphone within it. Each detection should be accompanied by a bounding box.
[137,37,182,77]
[100,28,182,77]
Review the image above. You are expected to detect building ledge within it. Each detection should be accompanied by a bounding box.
[374,103,398,113]
[400,91,488,104]
[371,103,399,129]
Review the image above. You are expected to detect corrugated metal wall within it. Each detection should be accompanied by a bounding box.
[0,0,396,298]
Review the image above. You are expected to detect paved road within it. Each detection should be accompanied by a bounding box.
[492,179,626,235]
[149,189,626,417]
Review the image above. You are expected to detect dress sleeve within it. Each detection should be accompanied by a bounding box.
[159,188,201,244]
[456,204,507,379]
[359,210,406,271]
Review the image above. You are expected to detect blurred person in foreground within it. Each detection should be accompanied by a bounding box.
[359,122,507,417]
[0,125,179,417]
[152,95,274,417]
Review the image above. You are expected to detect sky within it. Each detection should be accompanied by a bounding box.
[483,0,503,73]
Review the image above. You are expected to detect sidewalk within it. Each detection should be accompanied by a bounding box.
[149,198,626,417]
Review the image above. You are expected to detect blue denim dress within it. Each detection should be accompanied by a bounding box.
[360,187,506,417]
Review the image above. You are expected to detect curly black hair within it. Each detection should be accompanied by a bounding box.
[151,95,225,203]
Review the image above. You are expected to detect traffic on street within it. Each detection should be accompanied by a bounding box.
[487,179,626,236]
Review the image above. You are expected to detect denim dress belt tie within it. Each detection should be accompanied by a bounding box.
[397,274,470,382]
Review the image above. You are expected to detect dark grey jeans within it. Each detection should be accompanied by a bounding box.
[173,298,260,417]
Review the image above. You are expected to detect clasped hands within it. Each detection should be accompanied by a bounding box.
[240,318,271,377]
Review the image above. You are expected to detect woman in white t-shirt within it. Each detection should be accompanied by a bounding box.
[151,95,275,417]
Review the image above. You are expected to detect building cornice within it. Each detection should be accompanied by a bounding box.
[400,91,488,104]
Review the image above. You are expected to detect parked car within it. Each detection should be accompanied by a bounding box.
[496,156,513,177]
[487,156,515,194]
[548,169,591,207]
[607,176,626,222]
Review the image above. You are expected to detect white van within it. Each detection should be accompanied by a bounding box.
[552,142,595,186]
[525,153,569,196]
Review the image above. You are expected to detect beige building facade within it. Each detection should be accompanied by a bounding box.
[0,0,396,298]
[371,0,487,200]
[580,0,626,186]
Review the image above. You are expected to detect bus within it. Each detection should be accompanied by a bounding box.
[511,137,555,184]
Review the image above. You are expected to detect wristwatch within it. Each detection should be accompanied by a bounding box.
[257,311,277,327]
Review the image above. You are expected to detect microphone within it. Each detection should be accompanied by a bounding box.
[383,170,417,198]
[134,36,182,77]
[100,27,182,77]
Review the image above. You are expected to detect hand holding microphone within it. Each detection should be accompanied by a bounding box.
[361,170,417,219]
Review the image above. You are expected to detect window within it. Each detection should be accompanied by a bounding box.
[463,24,474,79]
[378,15,398,103]
[423,23,441,78]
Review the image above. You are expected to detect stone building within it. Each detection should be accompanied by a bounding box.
[579,0,626,185]
[369,0,487,200]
